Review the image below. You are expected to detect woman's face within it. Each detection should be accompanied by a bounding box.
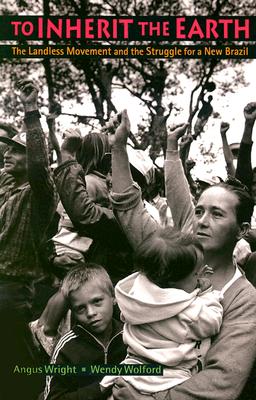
[193,186,240,254]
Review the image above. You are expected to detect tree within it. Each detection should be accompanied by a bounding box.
[0,0,254,162]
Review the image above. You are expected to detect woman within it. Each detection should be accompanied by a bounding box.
[109,111,256,400]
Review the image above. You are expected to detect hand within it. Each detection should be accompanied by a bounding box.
[112,378,153,400]
[196,264,214,292]
[61,128,82,156]
[185,159,196,172]
[244,102,256,123]
[197,264,214,278]
[233,238,251,266]
[110,110,130,148]
[167,123,189,141]
[47,101,62,121]
[220,122,230,135]
[167,123,189,151]
[17,79,39,112]
[103,112,122,135]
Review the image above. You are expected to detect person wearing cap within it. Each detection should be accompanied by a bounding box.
[0,121,19,168]
[0,80,57,400]
[195,173,222,200]
[0,123,19,207]
[127,145,172,226]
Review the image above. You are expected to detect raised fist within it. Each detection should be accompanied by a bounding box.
[220,121,230,135]
[244,102,256,123]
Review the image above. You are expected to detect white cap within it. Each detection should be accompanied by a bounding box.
[196,173,222,186]
[127,146,155,185]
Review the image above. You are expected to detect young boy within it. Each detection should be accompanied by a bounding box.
[43,263,126,400]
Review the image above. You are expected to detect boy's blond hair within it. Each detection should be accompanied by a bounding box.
[61,263,114,299]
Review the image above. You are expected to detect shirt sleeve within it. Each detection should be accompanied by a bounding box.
[25,112,58,240]
[235,141,253,191]
[164,151,194,233]
[111,183,159,250]
[181,290,223,340]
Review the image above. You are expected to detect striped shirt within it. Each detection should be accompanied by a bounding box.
[0,114,57,280]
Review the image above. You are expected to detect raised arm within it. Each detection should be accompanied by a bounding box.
[236,102,256,190]
[220,122,235,177]
[18,80,57,231]
[165,123,194,233]
[19,80,55,196]
[47,101,62,165]
[111,110,133,193]
[111,110,158,249]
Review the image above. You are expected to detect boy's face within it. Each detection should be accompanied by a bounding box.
[70,280,114,339]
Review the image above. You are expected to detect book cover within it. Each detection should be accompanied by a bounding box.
[0,2,255,400]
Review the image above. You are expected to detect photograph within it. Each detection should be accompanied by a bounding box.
[0,1,256,400]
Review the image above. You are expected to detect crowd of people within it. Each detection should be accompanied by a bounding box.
[0,79,256,400]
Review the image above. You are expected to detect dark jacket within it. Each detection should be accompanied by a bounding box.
[235,142,253,192]
[54,161,125,247]
[44,319,126,400]
[54,161,133,284]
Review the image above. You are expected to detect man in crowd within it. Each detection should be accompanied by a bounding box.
[0,80,57,400]
[0,121,18,168]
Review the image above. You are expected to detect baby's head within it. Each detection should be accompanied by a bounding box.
[135,227,203,288]
[61,263,115,339]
